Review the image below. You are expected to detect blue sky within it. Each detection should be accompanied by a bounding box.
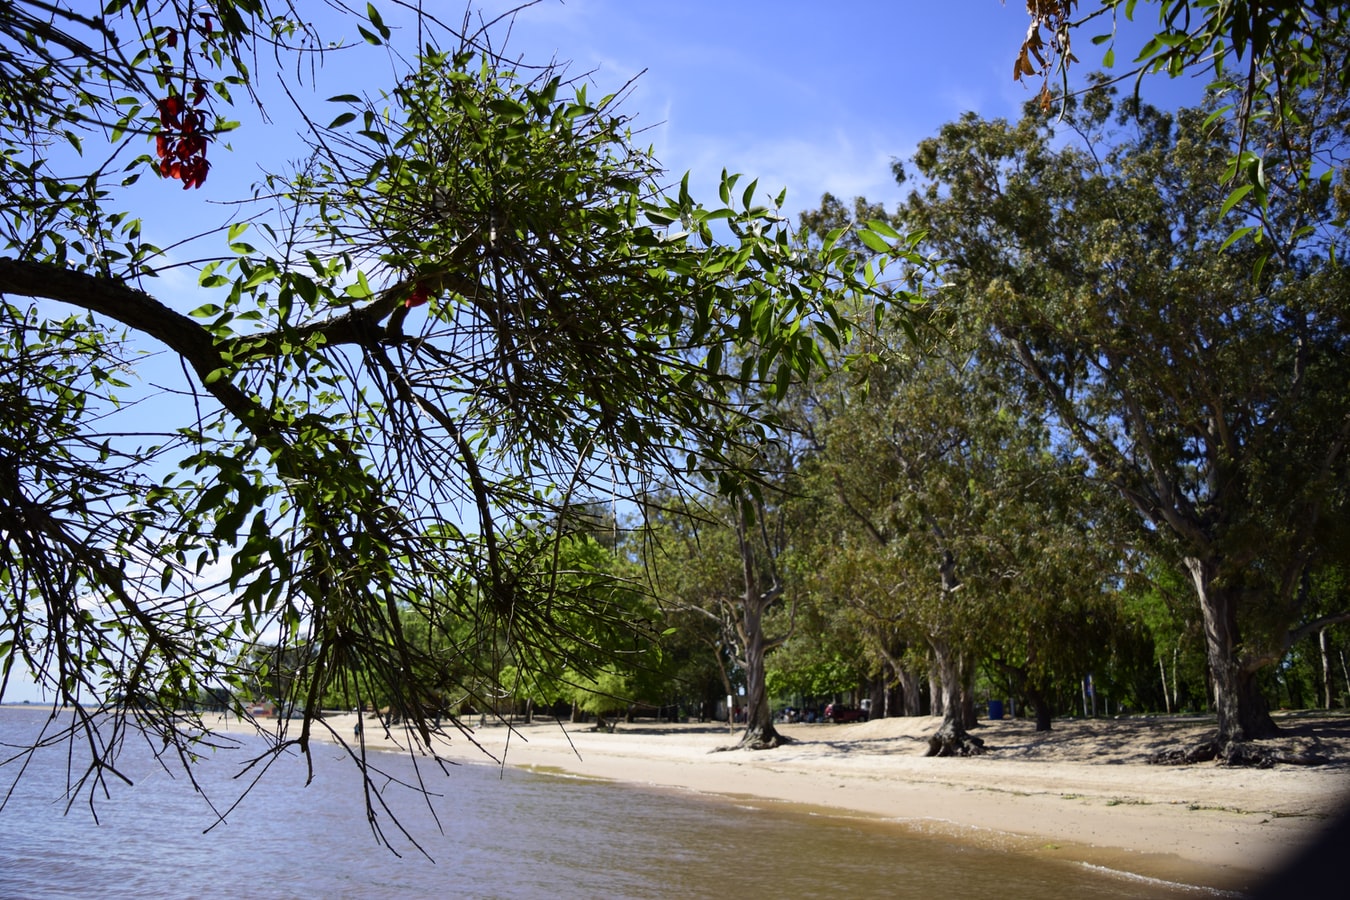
[4,1,1205,704]
[471,0,1045,212]
[395,1,1201,217]
[135,1,1206,283]
[124,0,1208,272]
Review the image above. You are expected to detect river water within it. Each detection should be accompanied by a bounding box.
[0,707,1214,898]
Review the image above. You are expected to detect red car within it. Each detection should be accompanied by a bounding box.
[825,702,868,723]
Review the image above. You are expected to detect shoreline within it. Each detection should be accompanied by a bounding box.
[297,710,1350,895]
[6,703,1346,894]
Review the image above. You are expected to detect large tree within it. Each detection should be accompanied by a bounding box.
[0,1,910,821]
[898,88,1350,752]
[800,303,1126,750]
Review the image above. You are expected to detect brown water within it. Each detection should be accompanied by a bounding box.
[0,708,1225,898]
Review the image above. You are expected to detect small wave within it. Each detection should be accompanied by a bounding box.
[1076,861,1246,897]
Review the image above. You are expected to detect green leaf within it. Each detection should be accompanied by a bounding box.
[1218,183,1254,219]
[328,111,357,128]
[865,219,901,240]
[1202,104,1234,129]
[1218,225,1255,252]
[858,229,892,254]
[367,3,391,39]
[345,271,374,299]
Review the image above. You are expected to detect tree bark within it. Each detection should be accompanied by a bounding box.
[898,667,923,716]
[1186,556,1280,742]
[1026,685,1054,732]
[925,636,985,756]
[732,588,788,749]
[959,652,978,729]
[1321,628,1333,710]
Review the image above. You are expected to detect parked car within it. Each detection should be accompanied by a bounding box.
[824,702,867,723]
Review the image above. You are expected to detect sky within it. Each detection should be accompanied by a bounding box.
[356,1,1201,218]
[131,0,1205,253]
[3,1,1205,704]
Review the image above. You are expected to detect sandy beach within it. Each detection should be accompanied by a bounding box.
[254,709,1350,896]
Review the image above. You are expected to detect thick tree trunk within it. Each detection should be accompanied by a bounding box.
[1186,557,1279,743]
[925,636,985,757]
[1026,686,1054,732]
[729,592,788,750]
[898,667,923,716]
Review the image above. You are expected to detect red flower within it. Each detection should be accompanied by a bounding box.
[158,95,183,127]
[405,283,431,308]
[154,91,210,189]
[182,159,209,189]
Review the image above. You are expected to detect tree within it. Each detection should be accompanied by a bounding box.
[0,1,911,824]
[1018,1,1350,258]
[798,298,1128,748]
[645,470,803,750]
[803,331,991,755]
[899,88,1350,754]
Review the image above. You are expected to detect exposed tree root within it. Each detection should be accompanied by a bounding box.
[1148,738,1330,768]
[925,721,986,757]
[713,728,795,752]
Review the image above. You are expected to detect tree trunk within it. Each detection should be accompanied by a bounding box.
[925,636,985,756]
[1171,642,1181,712]
[717,498,794,752]
[1341,649,1350,706]
[959,652,978,729]
[898,667,923,716]
[729,587,788,749]
[1026,685,1053,732]
[1186,556,1279,742]
[1321,628,1333,710]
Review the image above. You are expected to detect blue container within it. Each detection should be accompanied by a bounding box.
[987,699,1004,720]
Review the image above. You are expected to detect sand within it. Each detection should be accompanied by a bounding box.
[270,710,1350,895]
